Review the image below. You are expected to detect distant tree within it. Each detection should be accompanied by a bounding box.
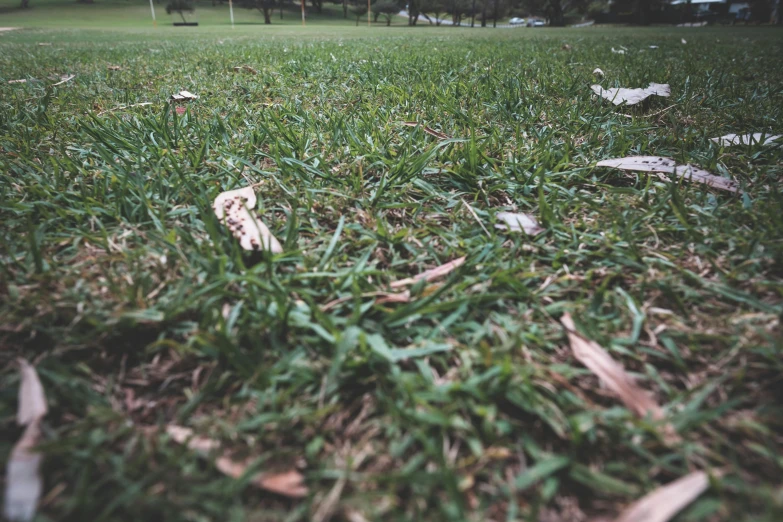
[166,0,195,23]
[407,0,421,24]
[20,0,30,7]
[420,0,446,24]
[373,0,400,24]
[310,0,323,13]
[237,0,277,24]
[748,0,773,22]
[352,4,368,24]
[444,0,471,25]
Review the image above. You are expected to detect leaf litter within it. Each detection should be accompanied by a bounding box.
[170,90,198,102]
[166,425,307,498]
[401,121,450,140]
[4,360,48,522]
[495,212,544,235]
[591,83,670,106]
[710,133,781,147]
[596,156,739,192]
[614,471,711,522]
[212,186,282,253]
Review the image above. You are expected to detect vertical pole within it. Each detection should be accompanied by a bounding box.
[149,0,156,26]
[367,0,371,26]
[302,0,306,25]
[229,0,234,28]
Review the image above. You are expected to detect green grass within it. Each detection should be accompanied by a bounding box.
[2,20,783,522]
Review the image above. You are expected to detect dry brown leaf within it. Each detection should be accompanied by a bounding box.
[233,65,258,74]
[495,212,544,236]
[591,83,670,106]
[212,186,282,253]
[107,65,122,71]
[389,257,466,289]
[560,313,664,420]
[170,90,198,102]
[562,44,572,51]
[4,361,47,522]
[596,156,739,193]
[614,471,709,522]
[166,425,221,453]
[401,121,450,140]
[17,359,47,426]
[710,133,781,147]
[8,79,27,84]
[167,426,307,498]
[52,74,75,86]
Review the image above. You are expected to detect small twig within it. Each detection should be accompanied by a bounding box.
[461,198,491,238]
[52,74,75,86]
[96,102,153,116]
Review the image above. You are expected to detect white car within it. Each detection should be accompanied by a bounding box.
[509,17,526,25]
[527,19,546,27]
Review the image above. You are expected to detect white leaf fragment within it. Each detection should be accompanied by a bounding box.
[593,68,605,77]
[596,156,739,193]
[495,212,544,236]
[710,133,781,147]
[611,47,625,55]
[681,38,687,44]
[4,360,48,522]
[170,90,198,101]
[614,471,710,522]
[212,186,282,253]
[17,359,48,426]
[591,83,670,106]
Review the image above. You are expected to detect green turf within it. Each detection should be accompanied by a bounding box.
[1,21,783,522]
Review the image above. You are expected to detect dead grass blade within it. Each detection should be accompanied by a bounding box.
[8,79,27,84]
[614,471,710,522]
[167,425,307,498]
[52,74,75,86]
[4,360,47,522]
[401,121,450,140]
[560,313,664,421]
[96,102,153,116]
[233,65,258,74]
[389,257,466,289]
[596,156,739,193]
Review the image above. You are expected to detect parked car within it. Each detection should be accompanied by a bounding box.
[527,19,546,27]
[509,17,526,25]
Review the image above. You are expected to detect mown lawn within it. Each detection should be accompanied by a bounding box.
[1,23,783,522]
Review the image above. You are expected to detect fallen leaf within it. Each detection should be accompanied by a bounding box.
[170,90,198,102]
[8,79,27,84]
[596,156,739,193]
[107,65,122,71]
[212,186,282,253]
[614,471,710,522]
[17,359,47,426]
[166,425,221,453]
[560,313,664,420]
[495,212,544,236]
[562,44,572,51]
[390,257,466,289]
[593,68,604,77]
[4,360,47,522]
[401,121,450,140]
[649,45,659,49]
[167,426,307,498]
[611,47,625,55]
[233,65,258,74]
[52,74,75,86]
[710,133,781,147]
[591,83,670,106]
[681,38,687,44]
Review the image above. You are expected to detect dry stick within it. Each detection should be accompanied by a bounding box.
[461,199,491,238]
[52,74,75,86]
